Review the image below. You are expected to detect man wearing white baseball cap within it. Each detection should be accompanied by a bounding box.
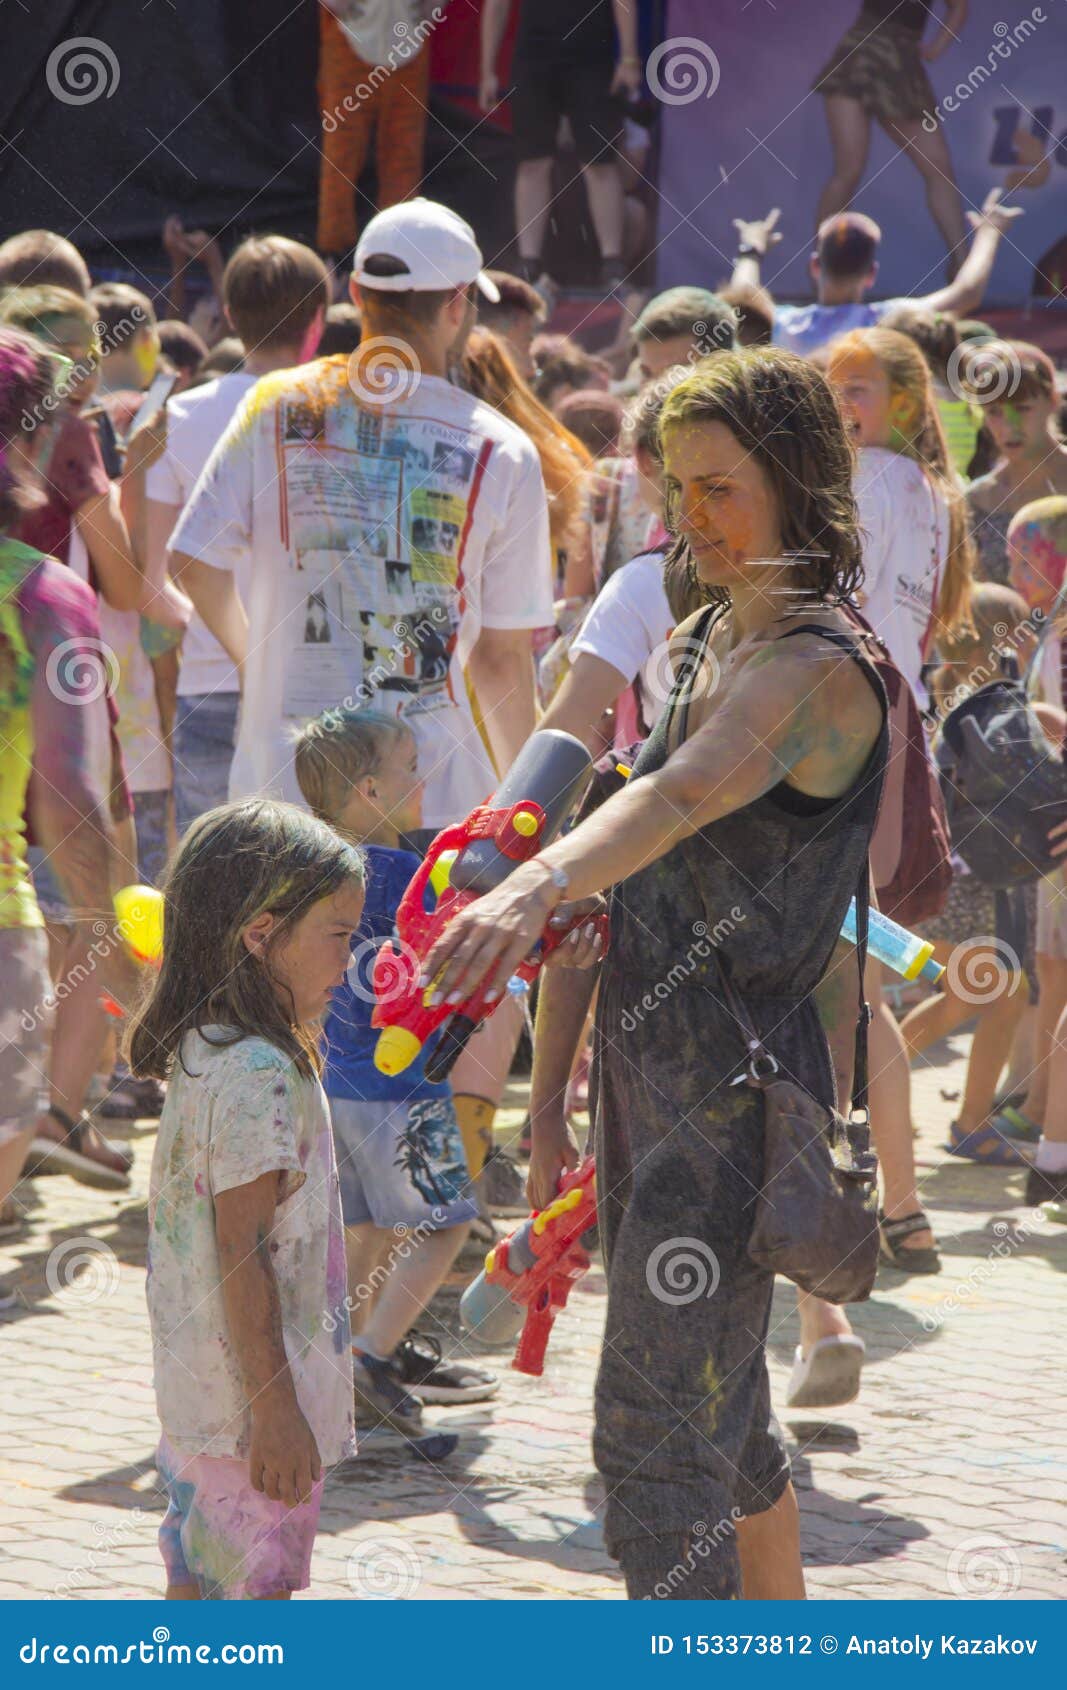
[353,198,501,305]
[172,191,552,825]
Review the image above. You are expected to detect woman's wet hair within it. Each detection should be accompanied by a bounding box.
[656,346,863,610]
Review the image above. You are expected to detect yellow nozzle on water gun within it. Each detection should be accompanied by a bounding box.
[428,849,457,897]
[616,762,632,779]
[113,884,164,965]
[511,808,539,837]
[373,1024,424,1077]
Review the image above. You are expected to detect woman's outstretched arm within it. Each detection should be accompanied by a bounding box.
[423,634,880,1004]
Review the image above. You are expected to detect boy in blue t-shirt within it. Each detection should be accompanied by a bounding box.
[294,708,496,1434]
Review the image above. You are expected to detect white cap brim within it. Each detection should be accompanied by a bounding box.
[476,271,500,305]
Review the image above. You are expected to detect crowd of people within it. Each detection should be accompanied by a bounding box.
[1,138,1066,1603]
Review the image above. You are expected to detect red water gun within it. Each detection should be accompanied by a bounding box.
[460,1156,598,1376]
[371,730,606,1084]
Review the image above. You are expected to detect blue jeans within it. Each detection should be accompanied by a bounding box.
[173,692,240,838]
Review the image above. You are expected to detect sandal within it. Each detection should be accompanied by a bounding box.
[945,1119,1030,1167]
[878,1209,942,1275]
[990,1105,1041,1144]
[24,1105,132,1191]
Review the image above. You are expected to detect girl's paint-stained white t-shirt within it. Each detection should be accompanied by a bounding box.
[855,447,950,706]
[146,1028,355,1464]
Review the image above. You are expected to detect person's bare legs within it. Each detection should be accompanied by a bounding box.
[580,160,625,265]
[344,1223,395,1338]
[31,935,128,1175]
[816,95,871,226]
[515,156,554,267]
[736,1483,806,1599]
[0,1126,34,1218]
[346,1220,470,1356]
[1021,956,1067,1126]
[900,941,1027,1132]
[869,983,935,1249]
[881,116,969,258]
[797,1289,853,1352]
[358,1225,470,1358]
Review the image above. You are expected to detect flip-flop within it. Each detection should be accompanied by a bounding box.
[991,1105,1041,1143]
[786,1334,865,1409]
[945,1120,1030,1167]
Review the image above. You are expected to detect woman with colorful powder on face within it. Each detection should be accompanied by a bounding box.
[419,348,889,1600]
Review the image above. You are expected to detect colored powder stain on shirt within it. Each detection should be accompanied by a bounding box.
[702,1357,722,1434]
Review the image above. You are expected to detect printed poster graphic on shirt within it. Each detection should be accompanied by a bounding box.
[274,362,486,722]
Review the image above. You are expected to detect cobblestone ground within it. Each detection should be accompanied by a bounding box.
[1,1029,1064,1601]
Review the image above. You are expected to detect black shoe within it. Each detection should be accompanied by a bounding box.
[1025,1163,1067,1208]
[393,1332,499,1404]
[351,1347,424,1434]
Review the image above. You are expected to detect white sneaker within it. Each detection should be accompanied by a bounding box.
[786,1334,865,1409]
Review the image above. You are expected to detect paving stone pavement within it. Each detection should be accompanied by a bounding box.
[1,1030,1065,1601]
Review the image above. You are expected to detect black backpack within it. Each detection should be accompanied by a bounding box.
[936,626,1067,889]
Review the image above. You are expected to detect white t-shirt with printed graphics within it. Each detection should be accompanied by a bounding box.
[855,447,949,705]
[169,360,554,826]
[146,371,258,698]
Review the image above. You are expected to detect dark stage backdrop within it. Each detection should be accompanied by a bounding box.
[0,0,519,279]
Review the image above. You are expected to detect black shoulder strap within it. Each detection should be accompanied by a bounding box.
[665,604,724,744]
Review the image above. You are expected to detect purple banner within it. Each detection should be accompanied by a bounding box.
[655,0,1067,305]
